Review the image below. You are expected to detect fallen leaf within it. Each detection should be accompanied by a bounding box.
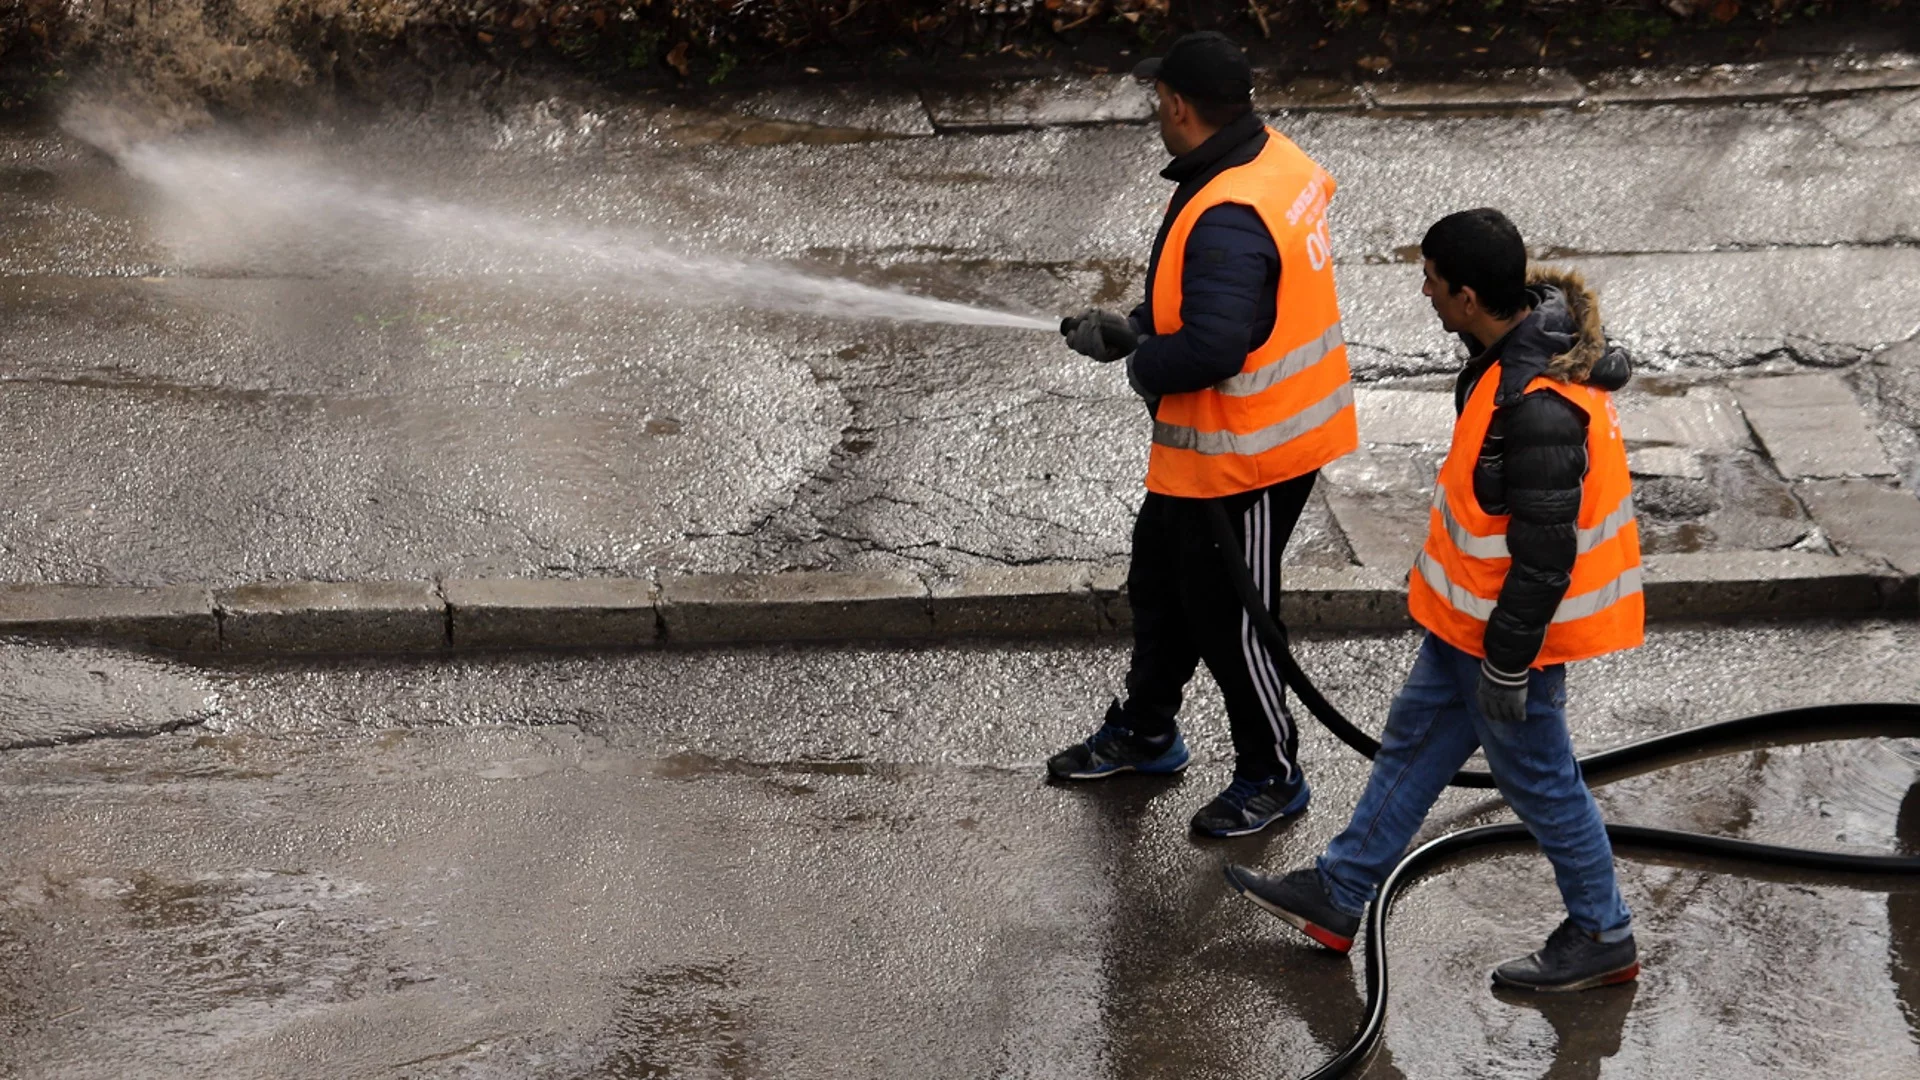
[666,41,690,76]
[1357,55,1393,74]
[1712,0,1740,19]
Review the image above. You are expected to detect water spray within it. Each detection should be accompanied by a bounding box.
[79,121,1057,333]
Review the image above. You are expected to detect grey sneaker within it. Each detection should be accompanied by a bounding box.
[1492,919,1639,992]
[1222,865,1360,953]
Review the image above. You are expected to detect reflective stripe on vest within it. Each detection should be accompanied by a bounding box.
[1428,483,1640,561]
[1214,321,1345,398]
[1412,549,1645,623]
[1142,130,1360,498]
[1406,365,1645,666]
[1153,381,1355,456]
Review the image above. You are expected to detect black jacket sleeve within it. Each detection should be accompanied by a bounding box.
[1482,389,1589,674]
[1127,203,1279,397]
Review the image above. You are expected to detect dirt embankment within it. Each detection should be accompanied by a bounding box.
[1,0,1914,115]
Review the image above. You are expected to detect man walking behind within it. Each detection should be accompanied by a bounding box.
[1224,208,1645,992]
[1053,32,1359,838]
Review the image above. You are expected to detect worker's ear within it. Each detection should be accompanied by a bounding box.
[1165,90,1190,126]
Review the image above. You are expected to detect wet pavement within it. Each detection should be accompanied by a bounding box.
[1,85,1917,586]
[0,620,1917,1078]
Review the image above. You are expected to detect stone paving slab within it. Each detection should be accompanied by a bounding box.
[1628,446,1708,480]
[1321,491,1428,574]
[0,584,217,652]
[444,578,660,650]
[1797,479,1920,578]
[217,581,447,655]
[1734,374,1894,480]
[1320,447,1435,495]
[1618,386,1755,453]
[1354,389,1454,448]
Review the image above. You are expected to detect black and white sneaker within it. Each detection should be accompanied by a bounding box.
[1189,773,1310,837]
[1046,702,1190,781]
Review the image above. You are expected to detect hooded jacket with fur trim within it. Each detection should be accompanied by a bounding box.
[1453,268,1632,676]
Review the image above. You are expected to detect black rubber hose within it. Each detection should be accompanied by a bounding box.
[1198,499,1920,1078]
[1202,499,1495,789]
[1311,742,1920,1080]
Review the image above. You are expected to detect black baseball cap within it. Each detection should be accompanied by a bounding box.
[1132,31,1253,105]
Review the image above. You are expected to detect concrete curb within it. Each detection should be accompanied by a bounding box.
[0,584,217,652]
[658,570,932,644]
[0,552,1910,656]
[445,578,659,650]
[216,581,448,654]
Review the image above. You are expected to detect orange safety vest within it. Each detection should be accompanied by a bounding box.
[1407,366,1645,666]
[1145,129,1359,498]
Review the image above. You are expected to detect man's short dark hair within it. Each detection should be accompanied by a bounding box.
[1188,96,1254,129]
[1421,209,1529,319]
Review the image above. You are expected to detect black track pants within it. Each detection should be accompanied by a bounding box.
[1119,471,1318,781]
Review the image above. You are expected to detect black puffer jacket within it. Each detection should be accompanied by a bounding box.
[1456,269,1632,675]
[1125,111,1281,397]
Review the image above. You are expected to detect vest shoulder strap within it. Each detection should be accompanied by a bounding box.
[1522,375,1603,420]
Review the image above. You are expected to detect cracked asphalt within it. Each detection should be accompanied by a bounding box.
[1,85,1916,585]
[1,620,1917,1078]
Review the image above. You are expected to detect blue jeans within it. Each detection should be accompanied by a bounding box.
[1316,633,1632,939]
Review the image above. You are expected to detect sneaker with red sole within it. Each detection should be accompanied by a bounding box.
[1222,864,1361,953]
[1492,919,1639,992]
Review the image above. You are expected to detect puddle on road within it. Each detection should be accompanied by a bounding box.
[1634,450,1813,555]
[0,725,1915,1078]
[599,960,764,1079]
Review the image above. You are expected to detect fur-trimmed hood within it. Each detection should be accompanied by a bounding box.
[1480,265,1631,408]
[1526,266,1608,383]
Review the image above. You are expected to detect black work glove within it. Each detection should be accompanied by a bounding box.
[1476,660,1530,724]
[1061,309,1139,363]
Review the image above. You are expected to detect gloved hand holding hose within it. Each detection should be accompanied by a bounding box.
[1060,308,1139,363]
[1476,660,1531,724]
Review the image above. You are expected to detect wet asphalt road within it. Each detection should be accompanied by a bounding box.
[1,620,1917,1079]
[2,88,1917,585]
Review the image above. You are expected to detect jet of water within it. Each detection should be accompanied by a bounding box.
[101,132,1057,332]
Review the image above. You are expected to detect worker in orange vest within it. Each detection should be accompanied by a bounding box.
[1052,32,1359,838]
[1225,208,1645,993]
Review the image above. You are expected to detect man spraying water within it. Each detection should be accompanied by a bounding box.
[1051,32,1360,838]
[1226,208,1645,993]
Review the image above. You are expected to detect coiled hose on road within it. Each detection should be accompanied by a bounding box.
[1202,502,1920,1080]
